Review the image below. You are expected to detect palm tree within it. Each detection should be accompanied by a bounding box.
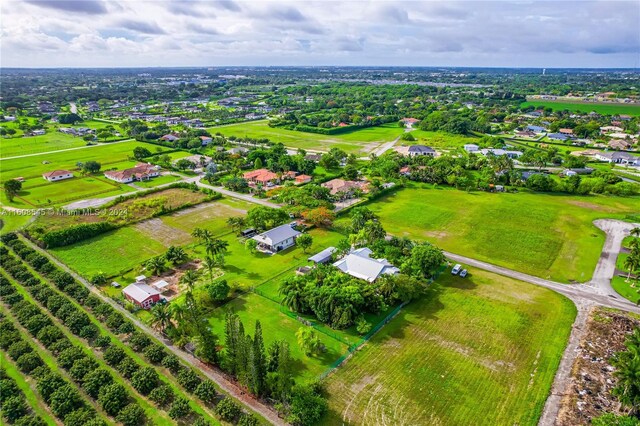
[150,303,172,332]
[169,303,187,328]
[227,217,246,234]
[145,256,167,276]
[180,269,200,292]
[191,227,213,242]
[624,253,640,283]
[204,238,229,258]
[279,278,305,313]
[203,255,217,281]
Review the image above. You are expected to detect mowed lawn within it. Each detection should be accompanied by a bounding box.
[207,293,349,383]
[405,129,479,150]
[322,269,576,426]
[50,226,167,277]
[161,197,253,236]
[359,186,639,283]
[521,100,640,116]
[209,121,404,154]
[0,141,168,181]
[1,132,89,158]
[2,176,134,208]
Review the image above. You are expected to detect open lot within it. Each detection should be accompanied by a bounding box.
[404,129,479,150]
[521,100,640,116]
[161,197,253,236]
[344,185,639,283]
[2,175,134,208]
[0,140,168,181]
[1,131,89,158]
[322,269,576,426]
[209,120,405,154]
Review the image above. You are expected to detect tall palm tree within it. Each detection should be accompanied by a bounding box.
[151,303,172,332]
[180,269,200,292]
[192,227,213,242]
[169,303,187,328]
[279,278,305,313]
[145,256,166,276]
[203,255,217,281]
[204,238,229,258]
[624,253,640,283]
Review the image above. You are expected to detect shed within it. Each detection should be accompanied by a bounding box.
[241,228,257,238]
[308,247,337,264]
[151,280,170,293]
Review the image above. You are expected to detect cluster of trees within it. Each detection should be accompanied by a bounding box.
[223,313,327,425]
[419,109,491,135]
[2,234,254,425]
[3,179,22,202]
[1,364,51,425]
[279,208,444,330]
[622,228,640,292]
[268,183,334,217]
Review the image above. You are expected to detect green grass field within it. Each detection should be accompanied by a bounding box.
[50,226,167,277]
[160,197,253,235]
[0,141,168,182]
[0,209,33,234]
[344,185,639,283]
[1,132,90,158]
[134,174,182,188]
[521,101,640,116]
[209,121,404,154]
[2,176,134,208]
[207,293,349,383]
[322,269,576,426]
[404,130,478,150]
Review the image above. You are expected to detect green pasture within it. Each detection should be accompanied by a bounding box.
[209,121,404,154]
[322,269,576,426]
[405,130,478,150]
[344,185,639,283]
[521,101,640,116]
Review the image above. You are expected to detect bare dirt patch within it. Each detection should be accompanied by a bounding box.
[566,200,605,211]
[135,218,192,246]
[557,308,640,425]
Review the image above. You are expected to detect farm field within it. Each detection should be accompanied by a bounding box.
[50,226,167,277]
[1,131,89,158]
[0,140,168,182]
[160,197,253,236]
[404,129,479,150]
[321,269,576,426]
[209,120,404,154]
[521,100,640,116]
[0,209,33,234]
[1,175,134,208]
[347,185,640,283]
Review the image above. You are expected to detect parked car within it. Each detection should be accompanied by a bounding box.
[451,264,462,275]
[459,269,468,278]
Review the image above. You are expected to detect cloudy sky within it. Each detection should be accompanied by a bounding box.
[1,0,639,68]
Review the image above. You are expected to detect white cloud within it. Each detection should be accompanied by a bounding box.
[1,0,638,67]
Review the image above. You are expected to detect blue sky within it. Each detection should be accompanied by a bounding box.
[1,0,639,68]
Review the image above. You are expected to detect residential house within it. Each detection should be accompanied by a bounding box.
[608,132,637,140]
[122,282,161,309]
[515,130,537,138]
[322,179,368,199]
[595,152,639,165]
[243,168,279,186]
[252,224,301,253]
[304,153,322,162]
[463,144,479,152]
[227,147,249,155]
[160,134,179,142]
[42,170,73,182]
[401,117,420,128]
[104,163,160,183]
[295,174,312,184]
[395,145,436,157]
[480,148,522,159]
[178,155,213,169]
[333,247,399,283]
[600,126,624,135]
[199,136,213,146]
[548,133,569,141]
[31,129,46,136]
[608,139,632,150]
[559,128,574,136]
[526,125,546,133]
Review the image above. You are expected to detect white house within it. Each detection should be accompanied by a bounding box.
[333,247,399,282]
[199,136,213,146]
[480,148,523,159]
[395,145,436,157]
[464,144,479,152]
[595,151,639,165]
[253,224,301,253]
[42,170,73,182]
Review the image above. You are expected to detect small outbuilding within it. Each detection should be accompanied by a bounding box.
[308,247,337,264]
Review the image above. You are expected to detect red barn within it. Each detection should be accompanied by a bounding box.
[122,283,161,309]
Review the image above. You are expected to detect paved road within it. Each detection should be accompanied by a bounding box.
[195,180,282,208]
[591,219,639,297]
[370,135,401,157]
[0,138,134,161]
[444,251,640,314]
[20,236,286,426]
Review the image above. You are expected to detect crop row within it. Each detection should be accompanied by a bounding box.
[0,303,107,425]
[1,336,55,426]
[1,233,259,426]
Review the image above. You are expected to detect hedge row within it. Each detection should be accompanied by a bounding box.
[3,234,258,426]
[0,281,109,426]
[0,361,48,426]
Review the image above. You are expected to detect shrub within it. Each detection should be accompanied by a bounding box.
[214,398,241,422]
[116,403,145,426]
[194,380,217,403]
[69,357,97,382]
[36,326,64,347]
[16,352,43,373]
[57,347,84,369]
[42,222,117,248]
[161,354,180,372]
[36,373,66,403]
[50,384,83,418]
[63,408,96,426]
[83,369,113,399]
[131,367,160,395]
[116,357,138,379]
[168,396,192,420]
[149,384,174,407]
[2,395,27,422]
[128,332,151,352]
[103,346,126,366]
[98,383,129,416]
[238,414,260,426]
[177,368,201,392]
[8,340,32,359]
[143,344,166,363]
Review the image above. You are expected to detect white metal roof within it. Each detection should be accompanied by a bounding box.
[122,282,160,303]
